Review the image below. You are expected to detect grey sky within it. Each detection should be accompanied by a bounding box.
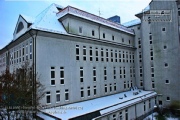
[0,0,151,49]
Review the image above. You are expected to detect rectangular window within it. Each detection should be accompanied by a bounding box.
[106,49,109,62]
[149,100,151,109]
[150,48,153,61]
[96,48,98,61]
[130,67,132,78]
[144,102,146,111]
[51,80,55,86]
[132,53,135,63]
[111,50,113,62]
[83,46,86,61]
[123,67,126,78]
[105,84,107,93]
[152,81,155,88]
[114,67,116,79]
[103,33,105,38]
[60,67,64,84]
[109,84,112,92]
[165,80,170,84]
[120,67,122,78]
[46,92,51,104]
[112,35,114,40]
[114,83,116,91]
[115,50,117,62]
[19,49,21,62]
[87,86,90,97]
[138,38,141,48]
[149,35,152,40]
[126,52,128,63]
[79,26,82,33]
[101,48,104,61]
[94,86,96,96]
[167,97,170,101]
[16,50,19,63]
[65,89,69,101]
[22,46,25,56]
[124,81,126,89]
[56,90,60,102]
[93,67,96,82]
[150,40,152,44]
[113,114,116,120]
[51,67,55,85]
[127,81,130,88]
[51,67,55,78]
[81,87,84,98]
[133,66,135,77]
[140,66,142,77]
[119,51,121,62]
[125,109,128,120]
[89,47,93,61]
[76,45,80,60]
[140,80,143,87]
[123,51,125,62]
[139,52,142,59]
[80,67,83,82]
[162,27,166,32]
[92,30,95,36]
[104,67,107,80]
[30,41,32,59]
[119,112,122,120]
[26,43,28,60]
[122,38,124,42]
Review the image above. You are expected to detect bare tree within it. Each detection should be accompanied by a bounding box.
[0,62,45,119]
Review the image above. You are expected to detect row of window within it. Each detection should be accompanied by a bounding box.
[10,41,32,65]
[46,89,69,104]
[0,54,6,67]
[76,45,135,63]
[50,67,64,85]
[46,79,135,104]
[78,26,132,45]
[50,66,135,85]
[80,86,97,98]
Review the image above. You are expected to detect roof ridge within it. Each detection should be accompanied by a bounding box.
[33,4,54,26]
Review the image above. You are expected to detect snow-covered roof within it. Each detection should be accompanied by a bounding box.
[57,6,134,35]
[39,89,157,120]
[21,3,67,35]
[136,5,150,15]
[123,19,141,27]
[21,14,34,23]
[37,112,57,120]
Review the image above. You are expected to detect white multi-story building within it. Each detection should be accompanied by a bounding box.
[1,0,179,119]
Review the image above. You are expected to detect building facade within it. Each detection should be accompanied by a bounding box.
[0,0,179,119]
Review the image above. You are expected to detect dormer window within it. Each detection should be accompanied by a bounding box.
[16,22,24,33]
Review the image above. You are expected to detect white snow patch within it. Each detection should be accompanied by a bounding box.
[40,89,157,120]
[21,14,34,23]
[122,19,141,27]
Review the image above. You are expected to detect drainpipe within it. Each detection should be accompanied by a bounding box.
[28,30,38,119]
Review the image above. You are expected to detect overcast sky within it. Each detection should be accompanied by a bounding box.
[0,0,151,49]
